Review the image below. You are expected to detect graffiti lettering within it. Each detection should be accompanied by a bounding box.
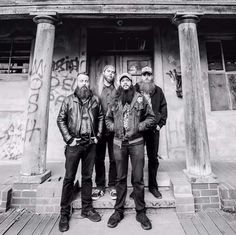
[0,117,24,160]
[25,119,41,142]
[28,93,39,114]
[52,56,79,73]
[50,56,78,108]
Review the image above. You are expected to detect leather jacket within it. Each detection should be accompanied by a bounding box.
[105,91,157,143]
[57,92,103,144]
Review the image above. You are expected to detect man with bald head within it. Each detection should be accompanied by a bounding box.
[57,73,104,232]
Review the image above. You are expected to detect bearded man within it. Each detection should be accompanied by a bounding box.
[92,65,117,201]
[106,73,156,230]
[57,73,103,232]
[133,66,168,199]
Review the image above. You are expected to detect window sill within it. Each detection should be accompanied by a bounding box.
[0,74,28,81]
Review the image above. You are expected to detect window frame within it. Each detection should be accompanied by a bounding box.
[0,37,34,81]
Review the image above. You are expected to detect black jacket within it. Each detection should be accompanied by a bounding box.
[135,83,167,128]
[105,91,157,142]
[57,92,103,144]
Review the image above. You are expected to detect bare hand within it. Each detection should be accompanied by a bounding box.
[91,137,98,144]
[69,138,81,146]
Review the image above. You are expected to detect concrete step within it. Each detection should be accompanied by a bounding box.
[72,187,175,209]
[69,208,185,235]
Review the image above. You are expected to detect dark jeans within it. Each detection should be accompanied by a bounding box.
[114,140,145,214]
[95,133,116,190]
[60,143,96,216]
[143,130,160,190]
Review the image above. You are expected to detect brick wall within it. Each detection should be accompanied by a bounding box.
[192,183,220,211]
[11,183,38,212]
[0,185,12,212]
[219,182,236,212]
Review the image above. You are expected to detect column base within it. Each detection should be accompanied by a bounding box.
[15,170,51,184]
[183,169,220,212]
[183,169,218,184]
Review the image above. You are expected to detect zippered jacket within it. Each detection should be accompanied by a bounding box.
[57,92,103,144]
[105,91,157,143]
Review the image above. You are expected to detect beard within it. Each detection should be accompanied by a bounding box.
[116,85,135,106]
[139,80,156,94]
[75,86,92,100]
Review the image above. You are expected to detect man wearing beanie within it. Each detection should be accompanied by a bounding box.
[106,72,156,230]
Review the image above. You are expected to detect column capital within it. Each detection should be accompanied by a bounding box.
[172,14,202,26]
[33,15,58,25]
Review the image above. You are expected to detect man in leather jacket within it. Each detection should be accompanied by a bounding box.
[57,73,103,232]
[106,73,156,230]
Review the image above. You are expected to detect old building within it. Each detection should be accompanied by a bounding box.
[0,1,236,213]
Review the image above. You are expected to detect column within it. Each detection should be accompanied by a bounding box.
[173,14,212,177]
[20,15,57,182]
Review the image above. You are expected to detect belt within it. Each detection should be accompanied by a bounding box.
[113,137,143,148]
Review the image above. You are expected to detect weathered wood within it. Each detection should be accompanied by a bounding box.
[0,209,23,234]
[4,210,33,235]
[191,216,209,235]
[1,4,236,17]
[207,211,236,235]
[218,210,236,233]
[21,15,57,177]
[32,214,51,235]
[40,213,59,235]
[174,14,212,177]
[180,218,200,235]
[1,0,236,6]
[0,209,15,224]
[197,211,222,235]
[48,216,63,235]
[18,214,44,235]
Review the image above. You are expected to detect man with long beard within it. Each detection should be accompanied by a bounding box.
[57,73,103,232]
[92,65,117,201]
[106,73,156,230]
[133,66,168,199]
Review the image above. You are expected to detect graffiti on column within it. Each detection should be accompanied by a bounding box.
[24,58,44,143]
[50,56,79,109]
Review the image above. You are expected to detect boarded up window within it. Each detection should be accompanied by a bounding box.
[208,73,230,111]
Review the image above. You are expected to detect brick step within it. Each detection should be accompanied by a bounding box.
[72,187,175,209]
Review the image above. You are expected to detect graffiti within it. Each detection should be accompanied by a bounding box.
[52,56,79,73]
[25,119,41,142]
[50,56,78,108]
[0,118,24,160]
[166,69,183,98]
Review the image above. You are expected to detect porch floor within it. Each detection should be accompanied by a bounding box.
[0,207,236,234]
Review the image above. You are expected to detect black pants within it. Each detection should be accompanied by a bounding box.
[60,143,96,216]
[143,130,160,190]
[95,134,116,190]
[114,141,145,214]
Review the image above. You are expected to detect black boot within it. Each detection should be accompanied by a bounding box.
[59,215,69,232]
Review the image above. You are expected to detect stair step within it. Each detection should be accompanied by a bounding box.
[72,187,175,209]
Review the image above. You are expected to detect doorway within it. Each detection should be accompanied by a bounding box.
[88,29,153,94]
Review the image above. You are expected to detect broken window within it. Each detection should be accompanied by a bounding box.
[206,40,236,111]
